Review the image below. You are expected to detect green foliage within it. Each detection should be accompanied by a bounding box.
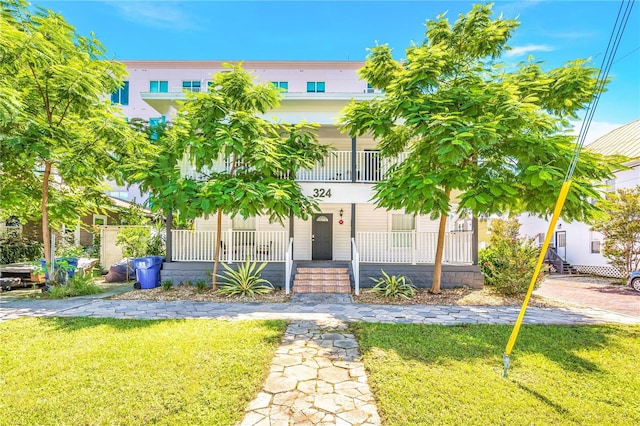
[43,270,103,298]
[161,279,173,291]
[0,234,43,264]
[479,218,545,295]
[146,224,166,256]
[592,186,640,276]
[194,279,208,293]
[115,227,150,258]
[55,241,83,258]
[339,3,621,293]
[119,202,149,226]
[0,0,145,264]
[0,317,286,425]
[351,323,640,425]
[216,258,274,297]
[368,270,416,299]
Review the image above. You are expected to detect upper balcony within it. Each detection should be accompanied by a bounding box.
[140,89,382,117]
[178,150,408,184]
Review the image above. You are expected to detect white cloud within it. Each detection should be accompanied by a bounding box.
[505,44,554,57]
[103,1,203,32]
[569,120,622,145]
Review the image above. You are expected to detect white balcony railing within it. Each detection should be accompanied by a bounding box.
[356,231,474,264]
[171,230,288,263]
[178,151,408,183]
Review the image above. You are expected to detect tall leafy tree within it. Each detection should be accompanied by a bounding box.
[340,3,621,293]
[0,0,141,263]
[592,186,640,276]
[125,64,328,287]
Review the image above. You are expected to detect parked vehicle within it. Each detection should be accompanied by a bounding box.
[627,271,640,292]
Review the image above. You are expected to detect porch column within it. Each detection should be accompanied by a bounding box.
[351,204,356,239]
[165,211,173,262]
[472,216,479,265]
[351,136,357,183]
[289,211,294,239]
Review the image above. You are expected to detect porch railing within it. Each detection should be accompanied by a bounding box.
[285,238,293,295]
[351,237,360,295]
[356,231,474,264]
[179,151,408,183]
[171,230,288,262]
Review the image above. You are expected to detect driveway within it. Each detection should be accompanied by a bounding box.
[534,275,640,319]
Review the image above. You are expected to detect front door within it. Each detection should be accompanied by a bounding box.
[312,214,333,260]
[555,231,567,260]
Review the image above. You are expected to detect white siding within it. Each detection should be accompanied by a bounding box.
[293,217,311,260]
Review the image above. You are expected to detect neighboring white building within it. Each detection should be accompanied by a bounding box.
[519,119,640,277]
[113,60,482,292]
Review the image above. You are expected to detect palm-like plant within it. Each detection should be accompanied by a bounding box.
[368,270,416,299]
[216,258,274,297]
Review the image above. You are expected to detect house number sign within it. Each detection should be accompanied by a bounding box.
[313,188,332,198]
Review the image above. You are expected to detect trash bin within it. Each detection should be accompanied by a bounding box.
[134,256,163,289]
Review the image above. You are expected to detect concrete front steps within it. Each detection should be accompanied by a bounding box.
[293,266,352,294]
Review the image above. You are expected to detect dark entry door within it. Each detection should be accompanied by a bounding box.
[555,231,567,260]
[312,214,333,260]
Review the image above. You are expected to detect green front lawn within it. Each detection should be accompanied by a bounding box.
[351,323,640,426]
[0,317,286,426]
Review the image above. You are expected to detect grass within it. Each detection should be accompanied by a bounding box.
[0,317,286,426]
[350,323,640,426]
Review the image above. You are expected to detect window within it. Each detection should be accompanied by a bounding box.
[366,83,374,93]
[590,231,603,253]
[233,216,256,245]
[149,80,168,93]
[109,191,129,201]
[110,81,129,105]
[182,81,201,92]
[271,81,288,92]
[391,214,414,247]
[306,81,325,93]
[149,116,166,140]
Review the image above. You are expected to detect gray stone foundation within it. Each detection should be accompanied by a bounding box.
[160,261,286,289]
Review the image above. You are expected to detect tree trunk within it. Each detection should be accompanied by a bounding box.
[211,208,223,290]
[431,189,451,294]
[42,161,52,265]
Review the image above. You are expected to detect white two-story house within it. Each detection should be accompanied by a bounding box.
[113,60,483,293]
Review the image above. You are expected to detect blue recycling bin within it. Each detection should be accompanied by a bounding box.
[134,256,163,289]
[40,257,79,281]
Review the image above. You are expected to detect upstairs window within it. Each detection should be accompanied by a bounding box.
[306,81,325,93]
[149,80,168,93]
[590,231,603,253]
[366,83,374,93]
[182,81,201,92]
[271,81,288,92]
[110,81,129,105]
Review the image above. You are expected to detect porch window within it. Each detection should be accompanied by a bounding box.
[391,214,414,247]
[590,231,603,254]
[306,81,325,93]
[233,216,256,246]
[182,81,201,92]
[271,81,288,92]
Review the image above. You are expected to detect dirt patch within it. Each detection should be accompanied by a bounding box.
[110,283,565,307]
[109,285,291,303]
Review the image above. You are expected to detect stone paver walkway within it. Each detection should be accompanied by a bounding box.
[240,319,380,426]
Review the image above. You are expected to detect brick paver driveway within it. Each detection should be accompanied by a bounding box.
[534,275,640,318]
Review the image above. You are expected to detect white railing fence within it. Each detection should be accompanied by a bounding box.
[285,238,294,295]
[172,230,288,262]
[351,237,360,295]
[178,151,410,183]
[356,231,473,264]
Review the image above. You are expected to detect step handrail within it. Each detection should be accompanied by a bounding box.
[285,237,293,295]
[351,237,360,295]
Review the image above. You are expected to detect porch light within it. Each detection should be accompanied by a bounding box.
[339,208,344,218]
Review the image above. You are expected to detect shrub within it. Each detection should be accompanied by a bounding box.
[479,218,546,295]
[194,279,208,293]
[0,235,43,264]
[161,279,173,291]
[216,258,274,297]
[43,270,103,298]
[368,270,416,299]
[115,227,150,258]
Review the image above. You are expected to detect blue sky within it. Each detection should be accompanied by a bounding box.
[38,1,639,141]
